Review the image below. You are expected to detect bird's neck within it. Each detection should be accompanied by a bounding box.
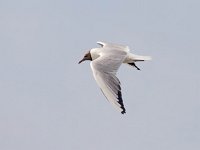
[90,48,101,61]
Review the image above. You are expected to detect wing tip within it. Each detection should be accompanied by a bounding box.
[117,90,126,114]
[97,41,106,47]
[121,109,126,114]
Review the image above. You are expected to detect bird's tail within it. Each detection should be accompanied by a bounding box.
[130,54,152,61]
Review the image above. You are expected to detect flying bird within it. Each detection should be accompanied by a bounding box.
[79,42,151,114]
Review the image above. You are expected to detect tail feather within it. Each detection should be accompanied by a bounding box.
[132,54,152,61]
[124,53,152,70]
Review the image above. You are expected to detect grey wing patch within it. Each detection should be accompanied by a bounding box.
[102,73,126,114]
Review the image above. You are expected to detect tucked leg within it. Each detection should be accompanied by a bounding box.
[128,62,141,70]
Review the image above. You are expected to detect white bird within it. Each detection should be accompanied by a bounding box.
[79,41,151,114]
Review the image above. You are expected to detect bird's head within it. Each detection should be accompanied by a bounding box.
[78,51,92,64]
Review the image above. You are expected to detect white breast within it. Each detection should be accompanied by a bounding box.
[90,48,102,60]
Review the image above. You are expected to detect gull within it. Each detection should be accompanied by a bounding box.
[79,41,151,114]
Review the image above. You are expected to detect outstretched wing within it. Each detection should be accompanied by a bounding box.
[97,41,130,52]
[90,50,127,114]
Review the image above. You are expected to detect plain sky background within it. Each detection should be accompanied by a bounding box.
[0,0,200,150]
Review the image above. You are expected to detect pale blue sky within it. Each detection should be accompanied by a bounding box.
[0,0,200,150]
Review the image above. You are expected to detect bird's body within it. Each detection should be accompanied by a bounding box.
[79,41,151,114]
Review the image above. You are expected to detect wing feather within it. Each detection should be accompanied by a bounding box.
[97,41,130,52]
[90,52,127,114]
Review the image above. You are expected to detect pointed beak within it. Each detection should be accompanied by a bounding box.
[78,58,85,64]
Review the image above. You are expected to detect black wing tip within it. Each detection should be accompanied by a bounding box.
[121,109,126,114]
[117,90,126,114]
